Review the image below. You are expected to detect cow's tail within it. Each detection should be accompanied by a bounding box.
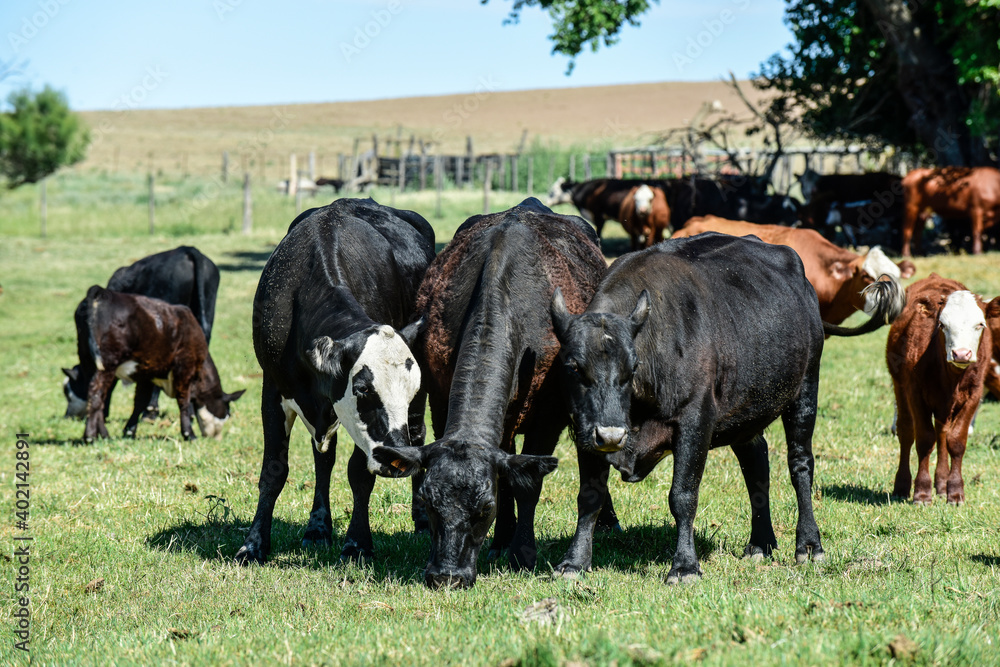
[85,285,105,371]
[186,247,219,345]
[822,276,906,337]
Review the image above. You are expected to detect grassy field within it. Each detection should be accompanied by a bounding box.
[1,175,1000,666]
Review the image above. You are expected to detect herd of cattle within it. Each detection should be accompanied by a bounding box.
[549,165,1000,256]
[60,167,1000,589]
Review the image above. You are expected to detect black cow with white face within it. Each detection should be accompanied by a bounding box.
[62,246,219,420]
[550,232,904,583]
[235,197,435,565]
[372,198,609,589]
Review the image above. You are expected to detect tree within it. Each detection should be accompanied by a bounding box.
[756,0,999,166]
[0,85,90,188]
[484,0,658,73]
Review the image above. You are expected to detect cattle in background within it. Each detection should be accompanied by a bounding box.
[74,286,244,443]
[235,198,435,566]
[62,246,220,420]
[549,233,904,582]
[618,184,671,250]
[901,167,1000,256]
[797,170,904,248]
[666,175,799,228]
[371,198,609,589]
[546,177,668,239]
[987,303,1000,399]
[672,216,915,325]
[315,177,345,192]
[887,275,998,504]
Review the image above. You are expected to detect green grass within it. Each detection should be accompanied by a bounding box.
[1,173,999,665]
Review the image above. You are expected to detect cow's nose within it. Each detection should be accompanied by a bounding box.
[952,348,973,364]
[594,426,627,452]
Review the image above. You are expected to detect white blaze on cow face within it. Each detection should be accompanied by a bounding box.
[634,184,654,215]
[546,177,572,207]
[196,405,228,440]
[939,290,987,368]
[63,377,87,417]
[332,325,421,472]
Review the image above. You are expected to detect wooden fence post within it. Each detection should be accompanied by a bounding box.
[606,153,613,178]
[498,156,507,191]
[419,154,427,191]
[148,173,155,235]
[435,156,443,218]
[456,156,464,189]
[222,151,229,184]
[584,154,591,180]
[289,153,298,197]
[40,178,47,239]
[512,156,519,192]
[483,160,492,214]
[569,154,576,182]
[527,156,534,196]
[242,173,252,235]
[308,151,316,180]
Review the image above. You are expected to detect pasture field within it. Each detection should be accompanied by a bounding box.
[2,178,1000,666]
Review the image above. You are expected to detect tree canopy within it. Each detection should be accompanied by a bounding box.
[0,85,90,189]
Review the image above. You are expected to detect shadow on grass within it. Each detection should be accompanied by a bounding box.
[600,237,632,261]
[217,249,274,273]
[821,483,906,506]
[970,554,1000,567]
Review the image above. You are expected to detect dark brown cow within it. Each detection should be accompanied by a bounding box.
[546,177,667,239]
[672,216,915,325]
[901,167,1000,256]
[75,286,244,443]
[618,184,671,250]
[888,274,999,505]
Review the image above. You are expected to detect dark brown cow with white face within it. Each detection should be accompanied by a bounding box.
[618,184,671,250]
[73,286,243,443]
[672,216,915,325]
[888,274,999,504]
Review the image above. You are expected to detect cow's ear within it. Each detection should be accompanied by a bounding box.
[986,296,1000,320]
[223,389,246,404]
[629,290,651,337]
[370,445,429,478]
[550,288,573,342]
[831,260,852,282]
[62,367,79,381]
[497,453,558,496]
[897,260,916,279]
[399,317,424,348]
[308,336,348,377]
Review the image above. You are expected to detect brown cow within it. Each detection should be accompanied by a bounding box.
[74,285,244,443]
[901,166,1000,256]
[618,184,671,250]
[671,215,915,324]
[888,275,998,504]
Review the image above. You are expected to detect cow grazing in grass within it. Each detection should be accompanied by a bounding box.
[74,286,244,443]
[371,198,609,589]
[888,275,999,505]
[618,184,671,250]
[672,216,915,325]
[62,246,220,420]
[549,233,905,583]
[901,167,1000,256]
[235,198,435,566]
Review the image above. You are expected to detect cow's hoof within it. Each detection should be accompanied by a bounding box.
[339,541,372,562]
[795,548,825,564]
[595,521,624,534]
[912,496,933,506]
[947,496,965,506]
[123,429,137,439]
[666,568,702,585]
[891,486,910,499]
[486,548,505,563]
[301,533,332,549]
[142,408,159,423]
[413,517,430,535]
[234,544,266,566]
[552,563,586,579]
[743,545,771,562]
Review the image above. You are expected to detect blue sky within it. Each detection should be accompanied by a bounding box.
[0,0,794,110]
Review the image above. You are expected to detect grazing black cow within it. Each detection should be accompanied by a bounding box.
[74,286,244,443]
[549,232,905,583]
[235,197,435,565]
[62,246,219,420]
[371,198,609,589]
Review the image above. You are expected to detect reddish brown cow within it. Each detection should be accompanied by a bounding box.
[671,215,915,324]
[75,285,244,443]
[987,302,1000,399]
[618,184,671,250]
[901,167,1000,256]
[887,275,998,505]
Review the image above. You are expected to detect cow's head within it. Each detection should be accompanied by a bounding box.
[191,355,246,439]
[551,288,649,454]
[371,440,557,589]
[61,366,90,418]
[308,320,423,473]
[936,290,988,368]
[546,177,573,207]
[633,184,655,216]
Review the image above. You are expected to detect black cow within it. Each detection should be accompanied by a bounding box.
[62,246,219,420]
[235,197,435,565]
[73,286,243,443]
[549,232,905,583]
[547,177,669,239]
[667,175,800,228]
[371,198,609,589]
